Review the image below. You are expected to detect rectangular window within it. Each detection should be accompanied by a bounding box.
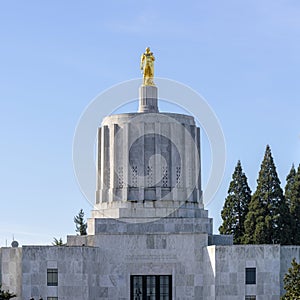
[47,298,58,300]
[245,296,256,300]
[47,268,58,286]
[146,276,156,299]
[131,275,172,300]
[245,267,256,284]
[132,275,143,299]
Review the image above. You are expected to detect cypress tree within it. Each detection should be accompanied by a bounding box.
[219,160,251,244]
[74,209,87,236]
[243,193,267,244]
[281,258,300,299]
[289,164,300,244]
[243,145,291,244]
[284,165,296,245]
[285,164,296,208]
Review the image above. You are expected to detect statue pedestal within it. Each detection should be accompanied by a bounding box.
[138,85,158,113]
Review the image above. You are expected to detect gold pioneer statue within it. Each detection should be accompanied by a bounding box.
[140,47,155,86]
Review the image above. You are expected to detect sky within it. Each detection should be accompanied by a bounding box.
[0,1,300,246]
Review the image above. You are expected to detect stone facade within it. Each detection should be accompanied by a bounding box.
[1,237,300,299]
[1,84,300,299]
[96,112,201,207]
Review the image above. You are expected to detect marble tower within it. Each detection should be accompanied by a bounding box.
[0,49,299,300]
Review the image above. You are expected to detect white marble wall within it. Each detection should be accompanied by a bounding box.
[21,246,100,300]
[205,245,300,300]
[0,247,22,300]
[1,241,300,299]
[96,112,202,212]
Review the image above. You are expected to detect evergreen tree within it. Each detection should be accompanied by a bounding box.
[243,193,267,244]
[243,145,291,244]
[0,285,16,299]
[74,209,87,235]
[285,164,296,208]
[289,164,300,244]
[219,160,251,244]
[281,258,300,299]
[284,165,297,245]
[52,237,64,246]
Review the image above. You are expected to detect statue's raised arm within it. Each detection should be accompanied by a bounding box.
[140,47,155,86]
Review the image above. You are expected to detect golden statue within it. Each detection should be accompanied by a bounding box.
[140,47,155,86]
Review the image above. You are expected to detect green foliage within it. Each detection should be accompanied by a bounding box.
[287,164,300,244]
[219,160,251,244]
[281,258,300,299]
[285,164,296,208]
[74,209,87,235]
[243,198,268,244]
[243,145,291,244]
[0,285,17,299]
[52,237,65,246]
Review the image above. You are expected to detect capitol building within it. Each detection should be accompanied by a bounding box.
[1,49,299,300]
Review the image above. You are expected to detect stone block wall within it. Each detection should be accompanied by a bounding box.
[91,232,210,299]
[21,246,100,300]
[2,241,300,299]
[0,247,22,300]
[205,245,300,300]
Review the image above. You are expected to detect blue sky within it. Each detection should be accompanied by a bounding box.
[0,1,299,245]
